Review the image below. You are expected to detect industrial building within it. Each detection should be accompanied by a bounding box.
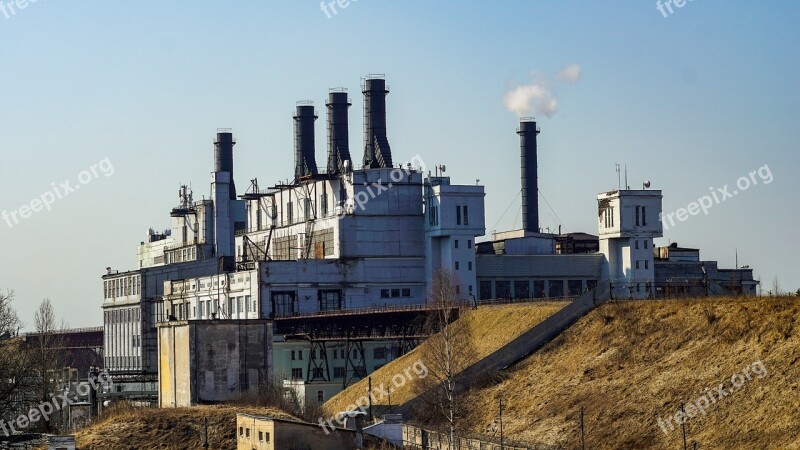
[100,75,758,405]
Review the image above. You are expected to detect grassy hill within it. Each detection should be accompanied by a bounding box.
[323,302,569,416]
[74,404,296,450]
[459,296,800,449]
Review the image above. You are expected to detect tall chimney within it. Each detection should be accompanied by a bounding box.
[518,118,540,233]
[214,129,236,200]
[294,102,319,182]
[362,75,393,169]
[326,89,352,175]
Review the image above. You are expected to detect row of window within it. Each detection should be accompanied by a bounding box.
[634,260,650,270]
[104,275,141,299]
[104,308,141,324]
[290,346,396,362]
[602,207,615,228]
[479,279,597,300]
[453,239,473,249]
[106,356,141,369]
[290,366,369,380]
[165,246,197,265]
[634,239,650,250]
[453,261,473,271]
[238,426,270,444]
[427,205,471,227]
[380,288,411,298]
[635,206,648,226]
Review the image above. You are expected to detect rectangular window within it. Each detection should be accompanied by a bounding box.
[636,206,640,226]
[298,351,303,360]
[568,280,583,296]
[239,427,244,437]
[259,431,264,443]
[401,288,411,297]
[272,291,297,316]
[198,302,204,318]
[454,261,460,270]
[642,207,647,226]
[245,295,251,313]
[463,205,469,225]
[644,240,648,249]
[635,240,639,249]
[635,261,640,269]
[548,280,564,298]
[468,261,472,271]
[514,281,530,299]
[495,281,511,299]
[467,240,472,249]
[286,202,293,224]
[334,367,346,378]
[292,368,302,379]
[245,428,250,438]
[645,260,649,269]
[454,239,459,249]
[291,350,296,360]
[456,205,462,225]
[391,288,401,298]
[319,290,342,311]
[320,194,328,216]
[317,390,325,403]
[380,289,390,298]
[479,281,492,300]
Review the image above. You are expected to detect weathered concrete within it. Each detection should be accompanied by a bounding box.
[158,320,272,407]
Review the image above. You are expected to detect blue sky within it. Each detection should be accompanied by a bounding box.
[1,1,798,328]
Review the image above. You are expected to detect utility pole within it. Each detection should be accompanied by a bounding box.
[368,377,373,422]
[681,404,688,450]
[202,417,209,449]
[499,397,505,450]
[580,406,585,450]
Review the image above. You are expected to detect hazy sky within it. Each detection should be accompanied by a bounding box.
[1,1,798,329]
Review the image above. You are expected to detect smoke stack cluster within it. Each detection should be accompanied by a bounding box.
[362,76,393,169]
[326,89,352,175]
[518,119,540,233]
[293,102,319,182]
[284,75,395,181]
[214,130,236,199]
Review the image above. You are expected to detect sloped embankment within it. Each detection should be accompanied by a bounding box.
[323,302,569,416]
[459,296,800,449]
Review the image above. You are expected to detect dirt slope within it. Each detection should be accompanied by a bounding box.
[460,296,800,449]
[323,302,569,416]
[74,405,296,450]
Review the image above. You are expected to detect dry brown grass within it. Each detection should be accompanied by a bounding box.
[323,302,569,416]
[74,404,296,450]
[459,296,800,449]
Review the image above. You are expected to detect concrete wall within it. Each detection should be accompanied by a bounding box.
[158,320,273,407]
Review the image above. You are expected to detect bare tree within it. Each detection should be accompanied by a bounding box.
[32,299,65,432]
[771,276,782,297]
[415,269,475,449]
[0,290,37,420]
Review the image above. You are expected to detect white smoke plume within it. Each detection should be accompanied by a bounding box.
[502,64,582,117]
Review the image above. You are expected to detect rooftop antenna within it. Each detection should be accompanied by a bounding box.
[615,163,621,190]
[625,164,629,189]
